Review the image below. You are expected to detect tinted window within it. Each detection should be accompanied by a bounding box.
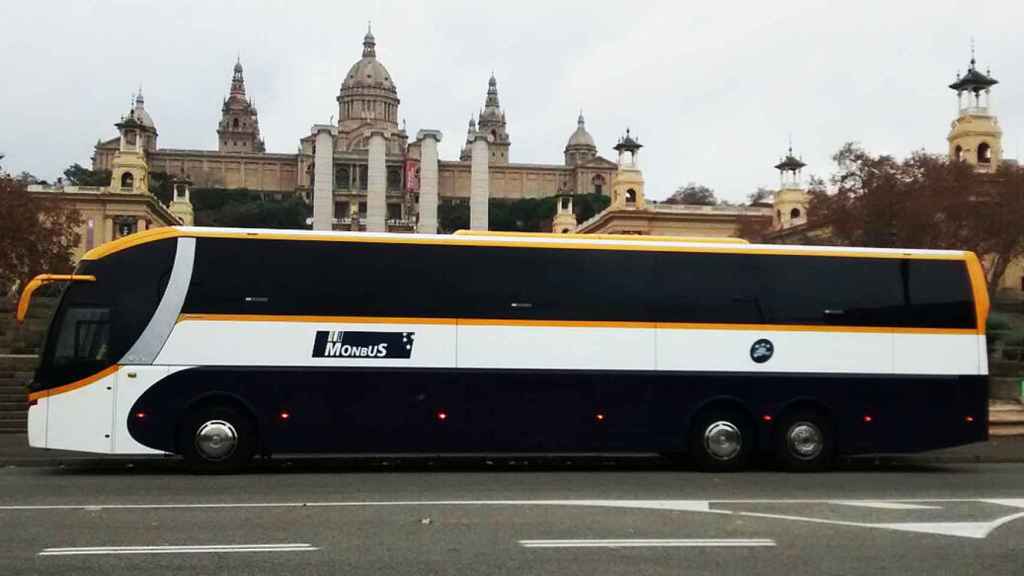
[758,256,905,326]
[184,239,654,322]
[905,260,975,328]
[36,239,176,390]
[653,252,764,323]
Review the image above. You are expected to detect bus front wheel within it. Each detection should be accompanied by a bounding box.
[775,410,833,472]
[178,403,256,474]
[689,407,753,472]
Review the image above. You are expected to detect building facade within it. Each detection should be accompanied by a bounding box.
[90,28,619,233]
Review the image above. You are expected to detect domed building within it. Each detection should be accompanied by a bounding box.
[90,26,619,234]
[564,112,597,166]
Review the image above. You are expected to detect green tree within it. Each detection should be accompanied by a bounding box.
[62,163,111,187]
[665,183,717,205]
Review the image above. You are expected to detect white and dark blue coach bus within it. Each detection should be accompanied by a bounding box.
[17,227,990,472]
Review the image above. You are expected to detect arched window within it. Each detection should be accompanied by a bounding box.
[955,145,964,161]
[561,228,571,234]
[790,208,801,220]
[592,175,605,195]
[626,188,637,204]
[120,172,134,190]
[232,118,239,129]
[978,142,992,164]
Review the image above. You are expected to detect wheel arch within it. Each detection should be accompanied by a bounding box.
[176,392,263,455]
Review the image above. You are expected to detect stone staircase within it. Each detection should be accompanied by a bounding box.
[0,297,56,434]
[990,399,1024,437]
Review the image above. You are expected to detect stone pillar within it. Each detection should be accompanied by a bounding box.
[416,129,442,234]
[470,133,490,230]
[367,131,387,233]
[311,124,337,231]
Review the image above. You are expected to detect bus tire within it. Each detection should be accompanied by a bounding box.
[775,409,833,472]
[689,407,753,472]
[178,403,256,474]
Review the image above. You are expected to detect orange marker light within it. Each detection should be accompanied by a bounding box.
[595,413,606,422]
[134,411,145,419]
[965,415,975,423]
[437,411,448,421]
[279,411,290,420]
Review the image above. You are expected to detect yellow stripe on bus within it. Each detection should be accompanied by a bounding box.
[83,227,971,262]
[176,314,981,335]
[28,365,119,402]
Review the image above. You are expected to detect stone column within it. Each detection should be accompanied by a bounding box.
[311,124,337,231]
[416,129,442,234]
[367,130,387,233]
[470,133,490,230]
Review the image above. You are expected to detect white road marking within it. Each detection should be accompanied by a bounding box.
[5,498,1024,541]
[519,538,776,548]
[39,543,317,556]
[834,501,942,510]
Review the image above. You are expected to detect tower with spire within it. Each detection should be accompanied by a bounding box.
[473,74,510,165]
[947,45,1002,172]
[217,58,265,153]
[772,143,808,230]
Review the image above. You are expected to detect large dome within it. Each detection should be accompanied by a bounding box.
[566,113,595,148]
[340,29,396,94]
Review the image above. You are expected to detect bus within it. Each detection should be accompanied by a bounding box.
[17,227,989,473]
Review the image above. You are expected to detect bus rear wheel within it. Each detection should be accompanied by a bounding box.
[775,410,833,472]
[178,404,256,474]
[689,407,753,472]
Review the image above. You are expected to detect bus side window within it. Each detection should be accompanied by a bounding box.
[654,252,764,324]
[904,260,974,328]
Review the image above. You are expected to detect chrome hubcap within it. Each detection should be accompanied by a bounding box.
[704,421,742,461]
[787,421,823,460]
[194,420,238,461]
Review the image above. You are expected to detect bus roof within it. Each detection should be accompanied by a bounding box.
[82,226,975,263]
[452,230,750,244]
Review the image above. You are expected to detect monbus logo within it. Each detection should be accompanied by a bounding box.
[312,331,414,359]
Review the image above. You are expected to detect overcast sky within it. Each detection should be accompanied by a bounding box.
[2,0,1021,202]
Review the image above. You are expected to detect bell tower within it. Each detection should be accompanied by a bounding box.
[217,58,265,153]
[109,96,152,195]
[611,129,645,209]
[948,46,1002,172]
[772,143,809,230]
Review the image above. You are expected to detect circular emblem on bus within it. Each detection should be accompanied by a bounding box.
[750,339,774,363]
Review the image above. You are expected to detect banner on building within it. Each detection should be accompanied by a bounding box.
[404,159,420,193]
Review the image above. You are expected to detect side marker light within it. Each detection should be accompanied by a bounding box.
[965,415,975,423]
[437,411,448,421]
[762,414,773,422]
[863,415,873,423]
[279,411,290,420]
[595,413,606,422]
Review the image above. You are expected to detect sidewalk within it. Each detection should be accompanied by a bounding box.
[1,434,1022,468]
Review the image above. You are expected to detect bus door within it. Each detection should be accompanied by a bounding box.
[42,303,116,453]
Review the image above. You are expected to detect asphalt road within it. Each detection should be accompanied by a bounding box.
[2,458,1024,575]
